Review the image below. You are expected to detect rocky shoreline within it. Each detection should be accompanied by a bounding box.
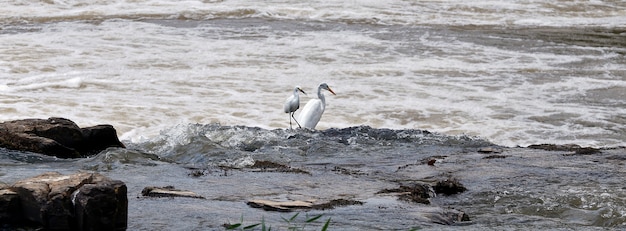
[1,162,472,230]
[0,118,623,230]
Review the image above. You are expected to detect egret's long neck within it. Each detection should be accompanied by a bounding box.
[317,86,325,105]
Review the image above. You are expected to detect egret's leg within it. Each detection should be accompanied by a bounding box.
[288,114,293,129]
[291,112,302,128]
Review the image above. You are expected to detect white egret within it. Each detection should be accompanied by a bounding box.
[298,83,336,129]
[283,86,307,129]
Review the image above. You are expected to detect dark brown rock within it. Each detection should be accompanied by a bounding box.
[81,124,126,155]
[377,183,432,204]
[12,175,54,225]
[0,188,22,224]
[0,117,125,158]
[74,177,128,231]
[12,172,93,229]
[433,178,467,195]
[9,172,127,230]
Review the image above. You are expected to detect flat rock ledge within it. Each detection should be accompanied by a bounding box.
[0,172,127,231]
[0,117,125,158]
[141,186,205,199]
[247,198,364,212]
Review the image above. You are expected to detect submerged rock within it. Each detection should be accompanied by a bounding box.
[248,160,311,175]
[2,172,127,230]
[527,144,601,155]
[433,178,467,195]
[377,183,434,204]
[247,199,314,212]
[141,186,205,199]
[0,117,125,158]
[247,198,364,212]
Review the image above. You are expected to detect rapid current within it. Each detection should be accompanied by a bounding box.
[1,0,625,230]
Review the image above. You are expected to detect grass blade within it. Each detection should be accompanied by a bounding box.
[321,218,331,231]
[289,212,300,222]
[243,223,261,230]
[305,214,324,223]
[225,223,241,230]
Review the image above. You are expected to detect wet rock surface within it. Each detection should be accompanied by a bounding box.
[2,125,625,230]
[248,160,311,175]
[0,117,125,158]
[433,178,467,196]
[142,186,205,199]
[527,143,601,155]
[377,184,434,204]
[247,198,364,212]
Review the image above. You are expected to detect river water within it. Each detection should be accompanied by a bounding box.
[0,0,625,230]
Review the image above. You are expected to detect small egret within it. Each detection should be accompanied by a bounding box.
[298,83,336,129]
[283,86,307,129]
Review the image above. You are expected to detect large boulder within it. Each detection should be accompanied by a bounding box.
[2,172,127,230]
[0,117,125,158]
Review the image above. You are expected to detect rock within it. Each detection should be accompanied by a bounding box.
[377,183,433,204]
[311,199,364,210]
[248,160,311,175]
[0,188,22,224]
[483,155,507,159]
[477,147,503,153]
[247,198,364,212]
[141,186,205,199]
[6,172,127,230]
[247,199,314,212]
[423,207,471,225]
[74,176,128,231]
[81,124,126,155]
[433,178,467,195]
[527,144,601,155]
[0,117,125,158]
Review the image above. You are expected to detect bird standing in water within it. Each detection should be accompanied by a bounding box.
[283,86,307,129]
[299,83,336,129]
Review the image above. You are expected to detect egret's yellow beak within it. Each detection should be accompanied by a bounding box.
[327,87,336,95]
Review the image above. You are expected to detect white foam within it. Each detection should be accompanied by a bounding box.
[1,0,624,27]
[0,2,624,148]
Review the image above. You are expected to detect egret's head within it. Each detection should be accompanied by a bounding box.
[320,83,336,95]
[296,86,307,95]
